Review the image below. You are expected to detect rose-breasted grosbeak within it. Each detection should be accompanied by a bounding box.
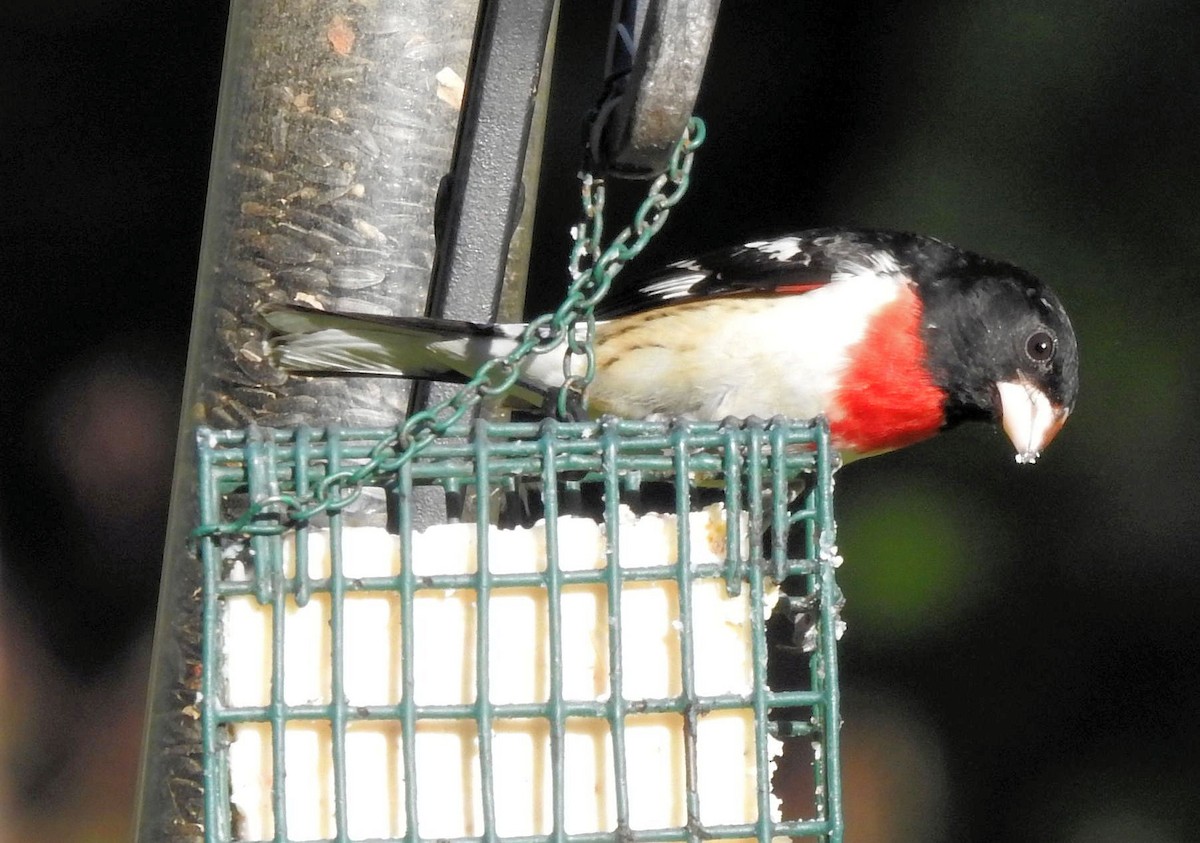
[263,228,1079,463]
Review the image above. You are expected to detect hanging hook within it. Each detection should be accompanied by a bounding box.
[585,0,721,179]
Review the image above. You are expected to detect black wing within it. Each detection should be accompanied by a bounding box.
[595,227,951,319]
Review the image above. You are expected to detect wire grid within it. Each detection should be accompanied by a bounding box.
[196,417,844,843]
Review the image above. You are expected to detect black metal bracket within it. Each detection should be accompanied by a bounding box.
[427,0,722,325]
[428,0,558,327]
[415,0,557,526]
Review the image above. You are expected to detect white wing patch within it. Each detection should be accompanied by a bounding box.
[745,237,809,262]
[831,251,904,283]
[640,272,708,300]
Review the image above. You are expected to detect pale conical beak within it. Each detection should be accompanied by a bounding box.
[996,379,1070,465]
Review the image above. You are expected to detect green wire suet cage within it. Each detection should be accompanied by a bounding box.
[195,416,844,842]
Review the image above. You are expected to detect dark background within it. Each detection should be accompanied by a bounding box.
[2,1,1198,841]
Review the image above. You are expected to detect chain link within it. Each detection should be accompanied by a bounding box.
[196,118,706,539]
[557,117,705,418]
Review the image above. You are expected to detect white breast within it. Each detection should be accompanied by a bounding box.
[585,271,906,421]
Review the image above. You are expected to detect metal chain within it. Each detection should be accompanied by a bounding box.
[559,119,705,417]
[196,117,706,538]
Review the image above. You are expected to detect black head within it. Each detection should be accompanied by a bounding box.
[904,239,1079,463]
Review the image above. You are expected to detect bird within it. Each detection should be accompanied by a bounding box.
[262,227,1079,464]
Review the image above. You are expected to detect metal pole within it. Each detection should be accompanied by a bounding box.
[134,1,479,838]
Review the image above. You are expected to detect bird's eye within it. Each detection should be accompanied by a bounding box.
[1025,330,1056,363]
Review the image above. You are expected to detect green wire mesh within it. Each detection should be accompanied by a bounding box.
[195,416,844,843]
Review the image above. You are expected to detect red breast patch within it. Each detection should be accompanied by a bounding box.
[830,285,946,453]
